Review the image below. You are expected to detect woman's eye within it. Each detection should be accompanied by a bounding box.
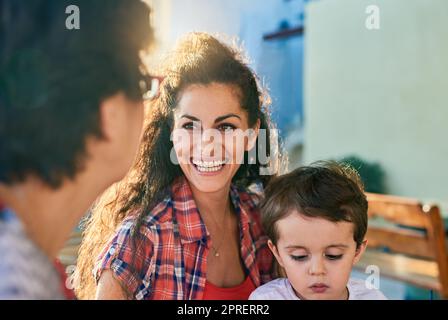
[182,122,197,130]
[290,255,308,261]
[218,123,236,132]
[325,254,343,260]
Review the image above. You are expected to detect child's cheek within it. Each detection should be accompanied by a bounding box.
[285,261,308,284]
[328,260,352,290]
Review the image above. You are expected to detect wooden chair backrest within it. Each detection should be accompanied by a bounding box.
[365,192,448,297]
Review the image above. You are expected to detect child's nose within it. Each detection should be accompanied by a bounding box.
[308,257,326,276]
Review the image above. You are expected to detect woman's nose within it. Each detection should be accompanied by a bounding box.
[193,128,222,158]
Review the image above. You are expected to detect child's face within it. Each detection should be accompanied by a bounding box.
[268,212,366,300]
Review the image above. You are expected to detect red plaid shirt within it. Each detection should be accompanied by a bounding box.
[94,176,274,300]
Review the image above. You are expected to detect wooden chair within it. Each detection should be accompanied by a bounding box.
[355,192,448,299]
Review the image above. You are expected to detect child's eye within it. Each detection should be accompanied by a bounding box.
[325,254,343,260]
[218,123,236,132]
[290,255,308,261]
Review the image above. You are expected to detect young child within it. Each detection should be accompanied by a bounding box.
[250,161,387,300]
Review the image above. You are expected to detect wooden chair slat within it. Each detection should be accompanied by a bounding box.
[363,193,448,298]
[367,193,428,228]
[366,226,435,259]
[355,250,440,291]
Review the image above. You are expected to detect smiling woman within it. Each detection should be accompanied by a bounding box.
[75,32,286,300]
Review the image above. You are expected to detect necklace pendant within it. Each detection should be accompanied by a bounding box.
[214,252,220,257]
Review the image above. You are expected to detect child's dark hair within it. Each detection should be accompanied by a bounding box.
[260,161,368,248]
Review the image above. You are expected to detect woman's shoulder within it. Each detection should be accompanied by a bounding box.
[108,195,175,249]
[139,196,175,226]
[95,195,176,259]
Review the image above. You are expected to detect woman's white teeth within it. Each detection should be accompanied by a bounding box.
[196,166,222,172]
[192,159,225,172]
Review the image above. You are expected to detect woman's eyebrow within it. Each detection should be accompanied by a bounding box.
[180,114,200,121]
[180,113,241,123]
[214,113,241,123]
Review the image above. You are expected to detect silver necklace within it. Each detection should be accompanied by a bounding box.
[210,207,230,257]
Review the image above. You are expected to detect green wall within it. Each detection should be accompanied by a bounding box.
[304,0,448,215]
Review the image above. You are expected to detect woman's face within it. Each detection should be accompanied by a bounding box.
[172,83,259,194]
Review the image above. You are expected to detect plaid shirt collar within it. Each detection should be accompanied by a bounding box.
[171,176,252,245]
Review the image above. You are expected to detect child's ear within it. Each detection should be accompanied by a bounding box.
[245,119,260,152]
[268,239,285,267]
[353,239,368,265]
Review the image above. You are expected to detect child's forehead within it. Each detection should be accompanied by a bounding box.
[276,211,356,246]
[283,243,350,251]
[280,209,355,227]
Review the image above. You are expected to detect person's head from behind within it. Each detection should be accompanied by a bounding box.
[0,0,154,191]
[260,161,368,300]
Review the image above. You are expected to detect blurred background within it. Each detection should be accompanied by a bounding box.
[61,0,448,300]
[146,0,448,215]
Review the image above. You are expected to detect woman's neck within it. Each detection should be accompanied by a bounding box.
[189,182,232,222]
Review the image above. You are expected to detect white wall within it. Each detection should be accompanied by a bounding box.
[304,0,448,215]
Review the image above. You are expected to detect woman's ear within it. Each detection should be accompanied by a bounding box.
[353,239,368,265]
[268,239,285,268]
[246,119,260,152]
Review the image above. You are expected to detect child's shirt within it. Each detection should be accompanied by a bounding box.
[249,277,387,300]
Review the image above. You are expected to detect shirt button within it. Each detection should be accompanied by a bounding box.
[109,247,116,255]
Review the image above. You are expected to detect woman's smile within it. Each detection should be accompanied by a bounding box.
[191,158,228,174]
